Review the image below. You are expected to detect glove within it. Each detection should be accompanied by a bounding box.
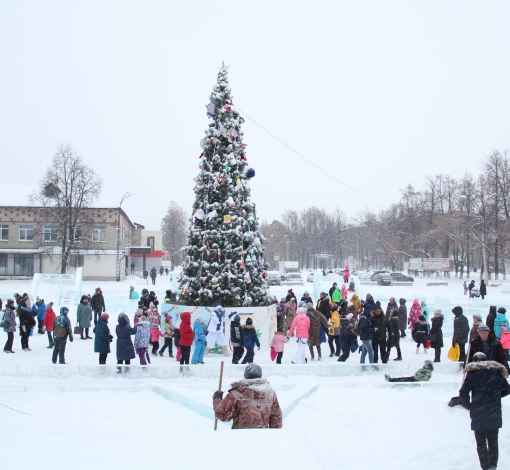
[69,335,74,343]
[358,345,363,354]
[213,391,224,400]
[258,347,260,351]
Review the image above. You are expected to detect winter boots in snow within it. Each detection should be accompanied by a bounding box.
[47,342,54,349]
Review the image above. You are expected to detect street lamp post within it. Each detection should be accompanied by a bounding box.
[116,192,133,282]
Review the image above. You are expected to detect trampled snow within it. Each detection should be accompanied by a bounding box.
[1,274,510,469]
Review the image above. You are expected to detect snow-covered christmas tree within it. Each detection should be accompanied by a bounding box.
[178,62,272,307]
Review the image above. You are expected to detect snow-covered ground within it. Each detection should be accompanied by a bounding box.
[2,274,510,469]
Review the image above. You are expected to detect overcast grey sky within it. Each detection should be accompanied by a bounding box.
[1,1,509,229]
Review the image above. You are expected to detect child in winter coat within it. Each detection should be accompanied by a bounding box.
[178,312,195,368]
[408,299,422,331]
[229,312,244,364]
[134,315,151,365]
[413,314,429,354]
[42,302,56,348]
[328,306,341,357]
[270,329,290,364]
[149,309,162,355]
[385,360,434,382]
[341,284,348,301]
[173,325,182,362]
[158,313,174,357]
[191,315,207,364]
[241,318,260,364]
[494,308,510,339]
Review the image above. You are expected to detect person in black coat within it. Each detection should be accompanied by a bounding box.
[316,293,331,321]
[91,288,106,325]
[387,309,402,361]
[468,324,509,373]
[452,306,470,363]
[300,291,313,305]
[413,314,429,354]
[486,306,497,337]
[285,289,296,303]
[460,352,510,470]
[371,308,390,363]
[428,309,444,362]
[116,313,137,373]
[480,280,487,300]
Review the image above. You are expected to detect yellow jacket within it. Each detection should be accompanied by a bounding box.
[351,295,361,312]
[328,311,340,336]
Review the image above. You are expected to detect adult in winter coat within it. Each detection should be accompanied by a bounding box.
[459,352,510,470]
[408,299,421,331]
[285,289,296,303]
[76,295,92,340]
[387,309,402,361]
[398,298,408,337]
[191,315,207,364]
[328,306,341,357]
[452,306,470,363]
[241,318,260,364]
[413,315,429,354]
[18,296,36,351]
[93,313,112,364]
[52,307,73,364]
[148,291,159,307]
[178,312,195,369]
[468,324,509,373]
[470,313,483,343]
[213,363,283,429]
[486,306,497,337]
[306,303,328,360]
[338,313,355,362]
[386,298,398,319]
[428,309,444,363]
[289,306,310,364]
[330,285,341,304]
[328,283,338,299]
[494,308,509,339]
[134,316,151,365]
[115,313,137,372]
[42,302,56,348]
[316,293,331,320]
[2,299,17,353]
[206,306,230,356]
[140,289,150,308]
[283,300,296,335]
[150,267,157,285]
[371,309,390,363]
[359,309,375,364]
[363,294,377,316]
[479,279,487,300]
[91,288,105,325]
[300,291,313,305]
[229,313,244,364]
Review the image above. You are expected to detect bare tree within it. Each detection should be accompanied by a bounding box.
[161,201,187,267]
[30,144,103,273]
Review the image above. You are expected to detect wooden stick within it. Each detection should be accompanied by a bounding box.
[214,361,224,431]
[461,341,472,385]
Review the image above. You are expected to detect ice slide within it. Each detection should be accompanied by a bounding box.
[30,267,82,309]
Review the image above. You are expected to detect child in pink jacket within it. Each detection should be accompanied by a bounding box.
[289,306,311,364]
[271,329,290,364]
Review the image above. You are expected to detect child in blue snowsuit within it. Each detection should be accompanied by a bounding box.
[191,315,207,364]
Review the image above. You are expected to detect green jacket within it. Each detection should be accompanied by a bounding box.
[414,364,433,381]
[93,317,111,354]
[331,288,341,303]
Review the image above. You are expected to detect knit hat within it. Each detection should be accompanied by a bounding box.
[135,309,143,316]
[47,302,54,308]
[304,291,309,295]
[473,352,487,362]
[233,315,240,322]
[306,302,314,310]
[434,309,442,316]
[297,307,306,314]
[452,306,463,316]
[473,313,483,322]
[424,360,434,369]
[498,307,507,314]
[366,293,373,300]
[244,363,262,379]
[101,313,109,321]
[245,318,253,325]
[60,307,69,315]
[477,324,490,333]
[197,315,205,322]
[7,298,14,305]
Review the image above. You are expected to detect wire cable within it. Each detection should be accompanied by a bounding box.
[234,105,385,209]
[0,403,31,415]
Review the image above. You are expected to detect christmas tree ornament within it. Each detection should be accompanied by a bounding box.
[224,162,231,173]
[236,178,241,186]
[243,167,255,179]
[244,272,251,284]
[206,103,215,117]
[223,214,232,224]
[258,256,264,267]
[226,196,235,208]
[217,250,221,261]
[253,268,258,277]
[262,272,267,279]
[194,209,205,221]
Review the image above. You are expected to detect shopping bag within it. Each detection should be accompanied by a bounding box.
[500,333,510,350]
[270,347,277,361]
[74,325,83,335]
[425,340,431,349]
[447,343,460,361]
[350,337,359,353]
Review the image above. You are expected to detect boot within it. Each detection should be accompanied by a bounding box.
[221,345,231,357]
[205,347,210,357]
[394,349,402,361]
[416,345,419,354]
[85,328,92,339]
[47,342,54,349]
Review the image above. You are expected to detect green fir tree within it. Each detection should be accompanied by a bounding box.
[178,63,271,307]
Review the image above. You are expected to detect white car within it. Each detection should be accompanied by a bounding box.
[306,272,315,282]
[282,273,304,285]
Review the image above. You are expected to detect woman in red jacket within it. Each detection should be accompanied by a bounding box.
[178,312,195,370]
[42,302,56,349]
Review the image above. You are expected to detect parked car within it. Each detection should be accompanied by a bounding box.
[370,270,391,280]
[266,271,281,286]
[306,272,315,282]
[282,272,304,285]
[390,272,414,282]
[373,273,393,286]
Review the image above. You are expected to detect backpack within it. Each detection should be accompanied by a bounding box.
[352,319,361,337]
[55,325,67,338]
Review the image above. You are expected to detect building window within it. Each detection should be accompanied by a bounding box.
[0,224,8,241]
[92,225,106,242]
[68,226,82,242]
[14,254,34,275]
[0,253,7,275]
[147,236,155,250]
[69,254,85,268]
[19,224,34,241]
[43,224,58,242]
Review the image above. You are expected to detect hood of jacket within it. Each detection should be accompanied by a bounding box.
[465,360,509,378]
[229,378,271,399]
[433,313,444,320]
[243,324,255,330]
[180,312,191,325]
[399,298,406,305]
[118,313,130,327]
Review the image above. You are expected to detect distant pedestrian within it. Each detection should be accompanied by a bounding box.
[460,352,510,470]
[398,298,407,337]
[428,309,444,363]
[42,302,56,349]
[115,313,137,373]
[178,312,195,372]
[2,299,17,353]
[91,288,105,325]
[387,309,402,361]
[93,313,112,364]
[150,267,157,285]
[480,280,487,300]
[77,295,92,340]
[241,318,260,364]
[134,315,151,365]
[486,305,497,337]
[52,307,73,364]
[130,262,135,274]
[229,312,244,364]
[452,306,470,364]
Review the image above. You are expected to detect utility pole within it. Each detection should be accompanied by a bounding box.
[116,192,133,282]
